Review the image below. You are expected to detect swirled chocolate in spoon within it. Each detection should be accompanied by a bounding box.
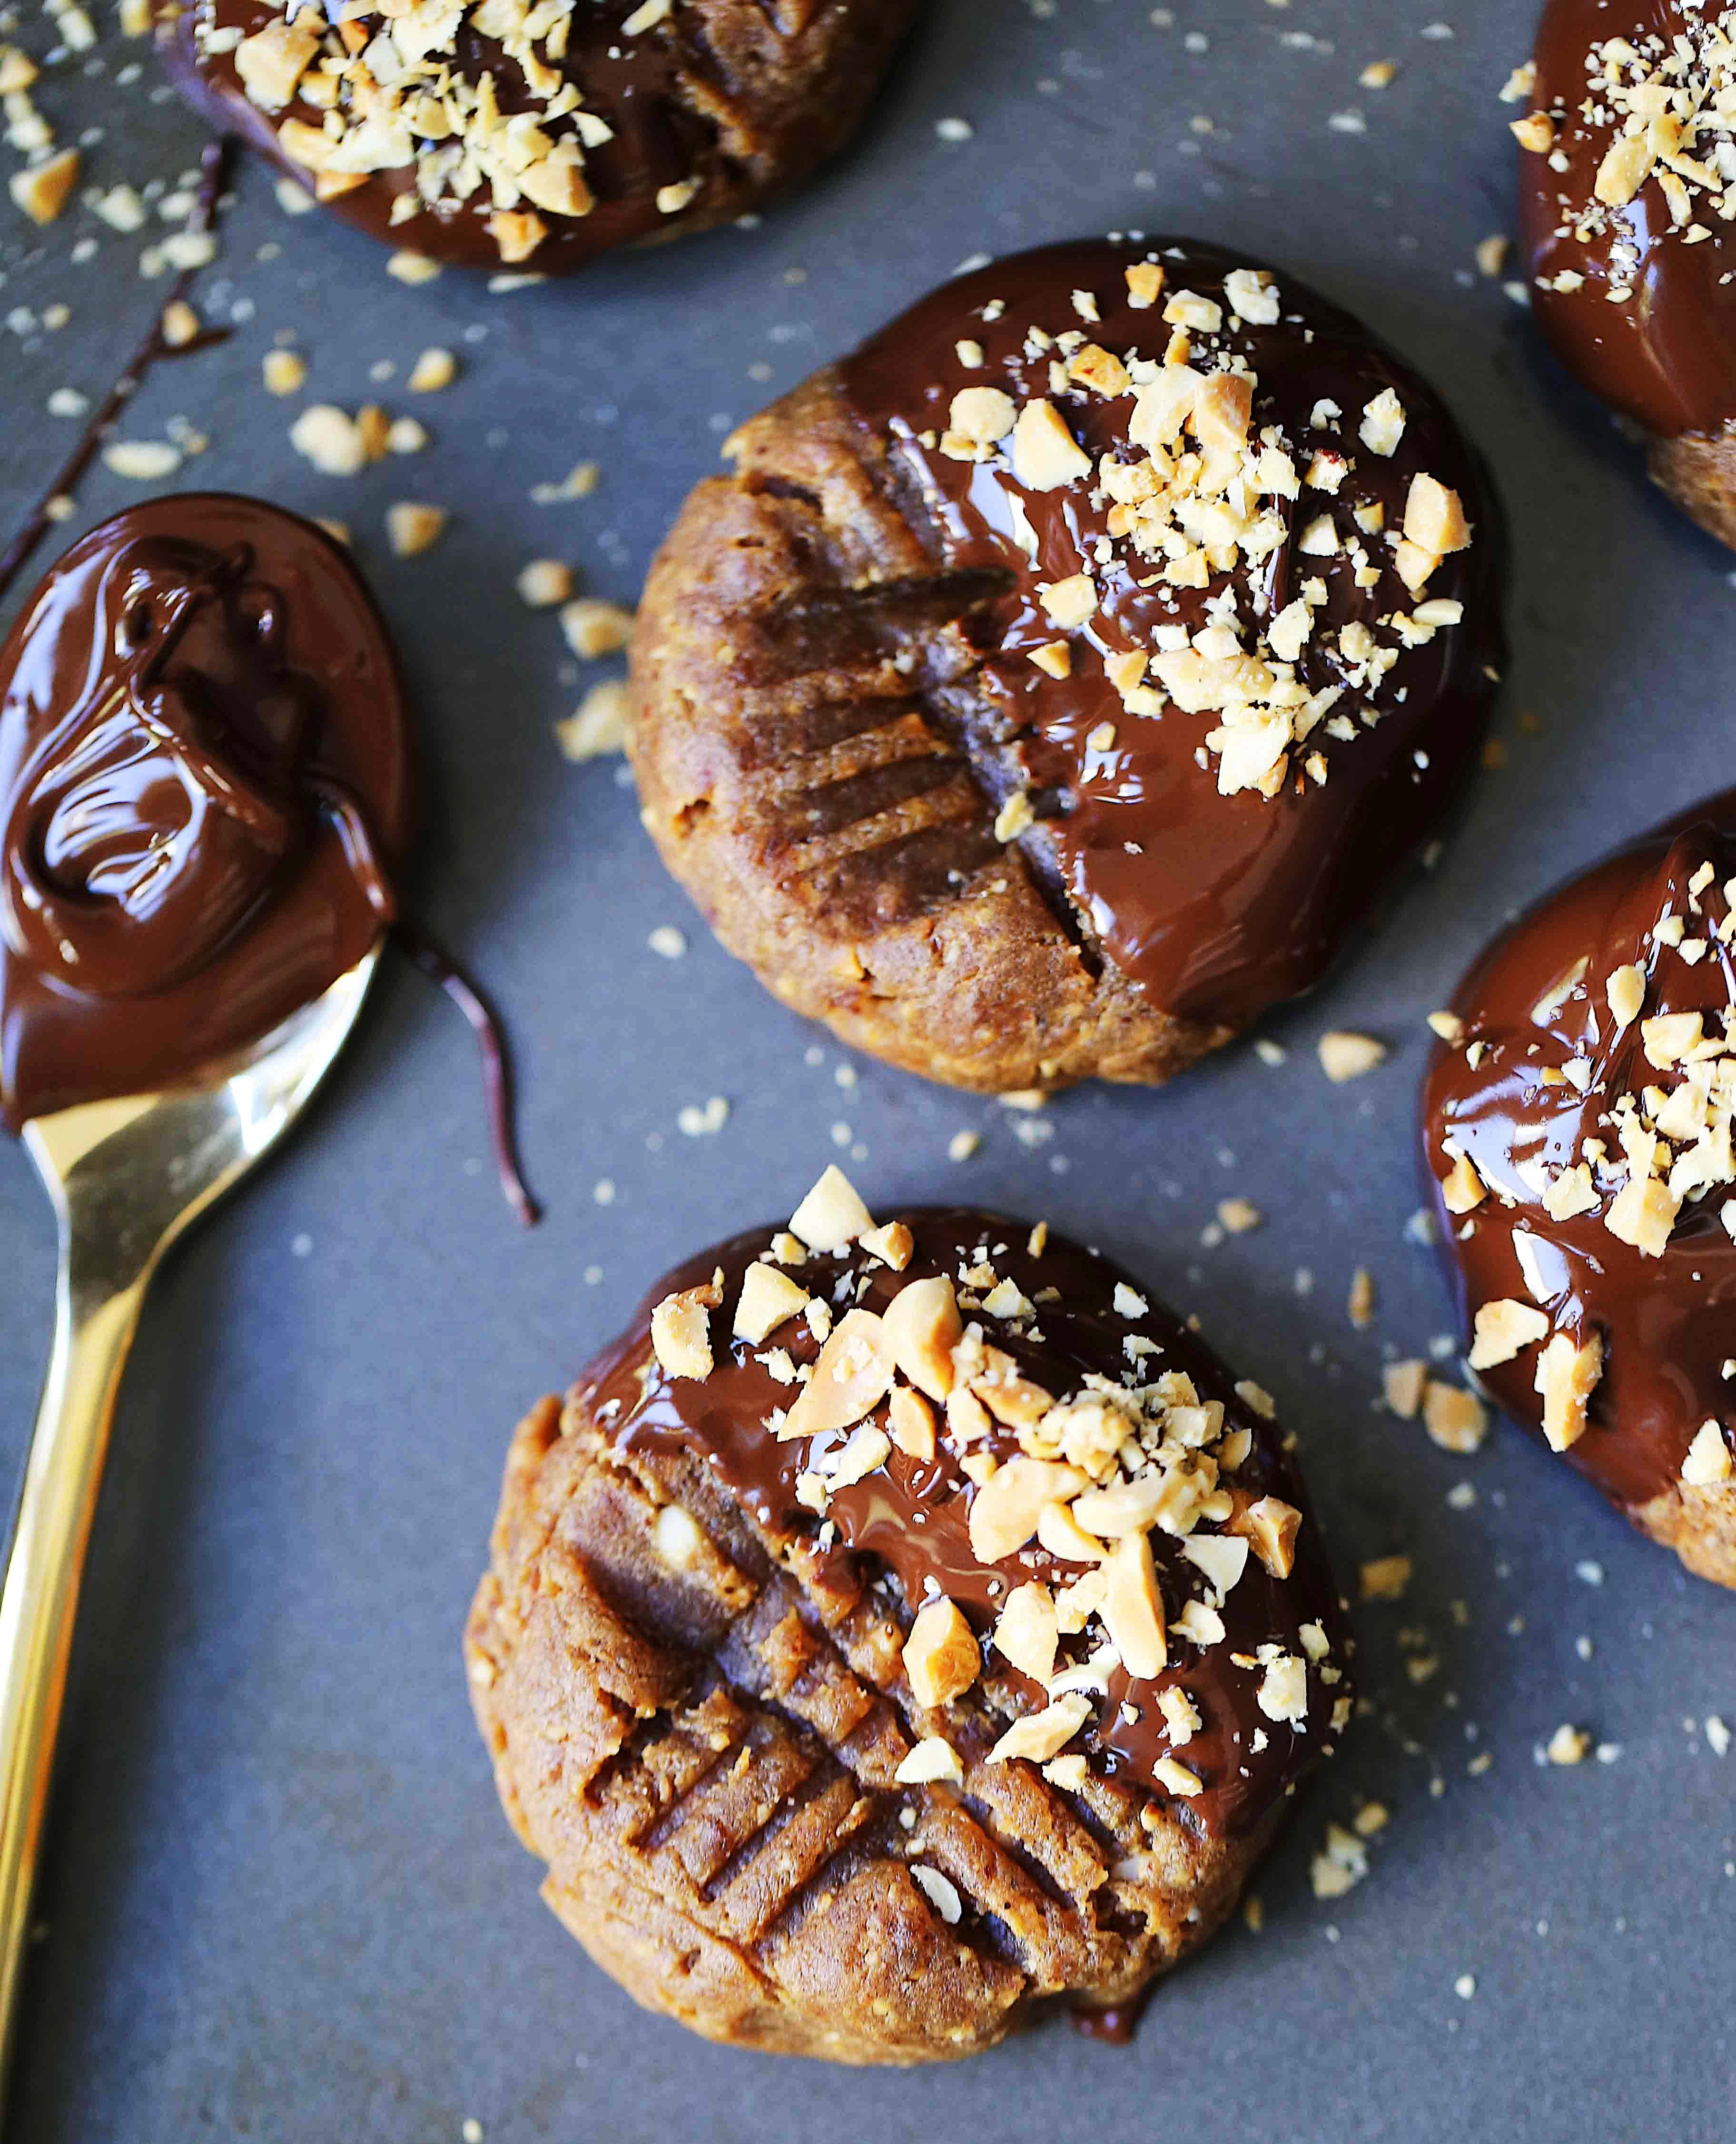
[0,494,410,1129]
[1422,799,1736,1587]
[631,238,1505,1094]
[466,1167,1353,2059]
[164,0,917,275]
[1515,0,1736,549]
[0,494,534,1218]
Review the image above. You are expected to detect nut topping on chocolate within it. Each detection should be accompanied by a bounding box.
[1519,0,1736,439]
[625,1167,1351,1831]
[887,258,1478,803]
[828,237,1504,1033]
[168,0,917,272]
[205,0,674,263]
[1423,803,1736,1586]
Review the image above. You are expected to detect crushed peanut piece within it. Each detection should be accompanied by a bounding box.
[385,502,447,557]
[904,1598,980,1709]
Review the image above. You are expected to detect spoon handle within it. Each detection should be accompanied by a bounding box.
[0,1228,154,2102]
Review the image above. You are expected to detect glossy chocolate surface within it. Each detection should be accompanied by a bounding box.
[0,495,411,1127]
[1422,798,1736,1509]
[836,238,1503,1030]
[167,0,715,273]
[588,1207,1352,1839]
[1520,0,1736,438]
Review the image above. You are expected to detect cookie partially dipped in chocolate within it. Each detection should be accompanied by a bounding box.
[166,0,917,274]
[466,1169,1352,2062]
[0,495,411,1128]
[630,238,1504,1093]
[1422,801,1736,1587]
[1516,0,1736,548]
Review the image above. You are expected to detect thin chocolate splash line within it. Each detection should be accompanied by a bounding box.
[394,917,541,1229]
[0,138,233,611]
[305,782,533,1226]
[304,769,400,924]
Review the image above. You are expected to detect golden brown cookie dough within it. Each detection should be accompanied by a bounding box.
[467,1172,1353,2062]
[166,0,918,272]
[630,238,1504,1093]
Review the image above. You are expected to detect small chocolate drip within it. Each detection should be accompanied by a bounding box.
[394,917,540,1228]
[304,769,400,926]
[1073,1995,1148,2045]
[0,142,232,611]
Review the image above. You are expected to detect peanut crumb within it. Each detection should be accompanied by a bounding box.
[1360,1554,1411,1602]
[555,679,630,762]
[1319,1031,1387,1082]
[385,502,447,558]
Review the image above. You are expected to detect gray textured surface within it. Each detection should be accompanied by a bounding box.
[0,1,1732,2137]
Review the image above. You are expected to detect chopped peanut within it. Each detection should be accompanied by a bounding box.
[1469,1298,1550,1370]
[992,1583,1059,1684]
[859,1221,914,1271]
[904,1598,980,1708]
[1010,398,1091,489]
[881,1275,963,1402]
[1422,1380,1488,1454]
[732,1262,809,1346]
[1233,1495,1302,1579]
[650,1279,720,1383]
[1535,1331,1602,1453]
[1681,1420,1733,1486]
[888,1386,937,1461]
[789,1165,873,1253]
[1101,1531,1167,1677]
[968,1457,1088,1564]
[987,1693,1092,1766]
[780,1308,893,1441]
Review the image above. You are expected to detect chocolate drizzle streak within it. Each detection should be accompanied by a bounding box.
[0,141,232,611]
[396,918,539,1226]
[1422,796,1736,1511]
[592,1209,1353,1840]
[835,238,1505,1030]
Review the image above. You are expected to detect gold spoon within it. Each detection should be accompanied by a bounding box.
[0,942,381,2096]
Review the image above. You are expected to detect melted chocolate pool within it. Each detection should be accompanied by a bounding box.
[0,494,411,1129]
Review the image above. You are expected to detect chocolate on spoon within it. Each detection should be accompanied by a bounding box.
[0,493,535,1219]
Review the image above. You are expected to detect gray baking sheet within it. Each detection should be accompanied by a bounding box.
[0,1,1732,2137]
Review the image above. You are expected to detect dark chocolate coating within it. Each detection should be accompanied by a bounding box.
[0,495,411,1127]
[835,238,1505,1029]
[1422,799,1736,1511]
[164,0,913,274]
[1520,0,1736,439]
[588,1208,1353,1839]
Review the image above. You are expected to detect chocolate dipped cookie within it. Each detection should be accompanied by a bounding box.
[1422,801,1736,1587]
[165,0,917,274]
[466,1168,1352,2062]
[630,238,1504,1093]
[1516,0,1736,548]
